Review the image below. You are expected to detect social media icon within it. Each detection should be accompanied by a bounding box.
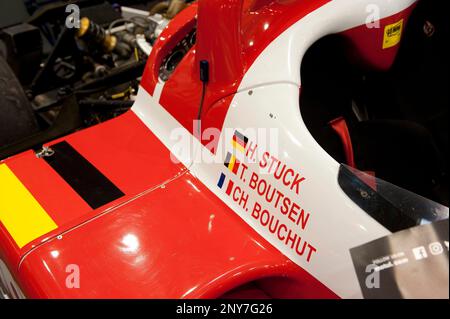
[412,246,428,260]
[429,242,443,255]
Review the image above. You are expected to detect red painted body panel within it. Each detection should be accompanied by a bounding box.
[0,111,184,276]
[0,0,419,299]
[159,50,200,136]
[195,0,245,86]
[18,172,337,298]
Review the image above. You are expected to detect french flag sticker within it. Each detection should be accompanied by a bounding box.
[217,173,226,189]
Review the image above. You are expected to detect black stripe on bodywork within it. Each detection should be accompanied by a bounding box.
[44,141,124,209]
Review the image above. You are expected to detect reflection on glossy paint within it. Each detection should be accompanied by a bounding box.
[42,260,51,273]
[251,238,265,250]
[50,250,59,259]
[208,214,215,233]
[181,285,198,298]
[187,179,201,193]
[134,255,146,264]
[286,130,303,148]
[120,233,140,253]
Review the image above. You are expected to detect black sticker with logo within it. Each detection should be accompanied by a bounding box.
[350,219,449,299]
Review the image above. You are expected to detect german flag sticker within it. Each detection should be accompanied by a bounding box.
[232,131,248,153]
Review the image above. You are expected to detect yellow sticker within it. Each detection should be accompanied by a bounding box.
[0,164,57,248]
[383,19,404,49]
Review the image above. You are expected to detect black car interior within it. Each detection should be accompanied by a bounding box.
[300,0,448,206]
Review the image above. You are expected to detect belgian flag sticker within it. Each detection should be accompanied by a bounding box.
[224,152,240,175]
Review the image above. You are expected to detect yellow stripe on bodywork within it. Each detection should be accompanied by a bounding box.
[0,164,57,248]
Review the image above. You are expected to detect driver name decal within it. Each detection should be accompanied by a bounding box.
[218,131,317,263]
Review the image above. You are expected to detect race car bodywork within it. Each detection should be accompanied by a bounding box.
[1,0,442,299]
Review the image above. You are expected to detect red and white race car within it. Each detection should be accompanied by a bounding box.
[0,0,448,298]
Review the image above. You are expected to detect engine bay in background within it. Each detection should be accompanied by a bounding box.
[0,0,193,160]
